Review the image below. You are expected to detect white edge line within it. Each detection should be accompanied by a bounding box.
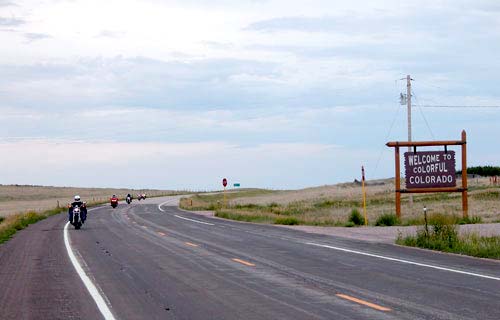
[158,199,214,226]
[64,222,117,320]
[174,215,214,226]
[158,199,174,212]
[306,242,500,281]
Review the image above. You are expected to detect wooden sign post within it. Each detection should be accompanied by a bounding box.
[386,130,468,219]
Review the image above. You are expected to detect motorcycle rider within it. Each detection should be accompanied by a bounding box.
[110,194,119,207]
[68,195,87,224]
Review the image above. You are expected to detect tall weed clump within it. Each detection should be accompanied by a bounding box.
[375,213,399,226]
[397,213,500,259]
[348,208,364,226]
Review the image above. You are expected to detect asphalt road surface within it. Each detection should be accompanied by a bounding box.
[1,196,499,320]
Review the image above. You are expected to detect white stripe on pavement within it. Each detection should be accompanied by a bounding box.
[64,222,117,320]
[158,199,178,212]
[174,215,214,226]
[306,242,500,281]
[158,198,215,226]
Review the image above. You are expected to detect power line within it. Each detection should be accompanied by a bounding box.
[412,90,435,140]
[415,105,500,108]
[373,102,401,175]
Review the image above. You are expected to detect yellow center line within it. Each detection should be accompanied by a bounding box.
[336,294,391,312]
[232,258,255,267]
[185,242,199,247]
[157,232,166,236]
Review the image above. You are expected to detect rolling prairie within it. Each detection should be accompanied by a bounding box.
[182,177,500,225]
[0,185,173,217]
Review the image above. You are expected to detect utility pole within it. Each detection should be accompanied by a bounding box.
[406,75,412,146]
[406,75,413,208]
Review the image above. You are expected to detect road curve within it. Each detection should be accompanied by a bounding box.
[1,196,500,319]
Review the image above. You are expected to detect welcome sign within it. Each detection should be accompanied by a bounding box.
[404,151,456,188]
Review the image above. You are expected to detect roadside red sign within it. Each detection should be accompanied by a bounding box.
[222,178,227,187]
[404,151,456,188]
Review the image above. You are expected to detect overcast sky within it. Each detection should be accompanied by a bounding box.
[1,0,499,190]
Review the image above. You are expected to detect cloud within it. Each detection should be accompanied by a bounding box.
[0,1,16,7]
[95,30,125,38]
[0,56,287,110]
[24,32,51,42]
[0,16,24,26]
[246,16,342,33]
[0,139,347,189]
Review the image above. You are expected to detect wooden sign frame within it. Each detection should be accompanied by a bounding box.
[386,130,468,218]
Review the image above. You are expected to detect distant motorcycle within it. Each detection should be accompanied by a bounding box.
[110,196,119,208]
[126,195,132,204]
[137,193,146,201]
[71,206,83,229]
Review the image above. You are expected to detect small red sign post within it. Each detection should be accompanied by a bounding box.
[222,178,228,208]
[361,166,367,226]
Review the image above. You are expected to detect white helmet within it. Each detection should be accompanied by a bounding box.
[74,195,81,201]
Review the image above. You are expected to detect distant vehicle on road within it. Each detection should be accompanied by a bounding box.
[137,193,146,201]
[110,195,119,208]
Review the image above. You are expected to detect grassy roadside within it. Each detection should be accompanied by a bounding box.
[179,191,488,227]
[0,199,111,244]
[0,207,68,244]
[396,214,500,259]
[180,193,347,226]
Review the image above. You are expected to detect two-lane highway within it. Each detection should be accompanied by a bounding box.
[1,196,500,319]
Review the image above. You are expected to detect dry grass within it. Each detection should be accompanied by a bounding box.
[0,185,175,217]
[181,177,500,225]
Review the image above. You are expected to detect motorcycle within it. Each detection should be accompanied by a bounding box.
[137,193,146,201]
[126,195,132,204]
[110,197,119,208]
[72,206,82,230]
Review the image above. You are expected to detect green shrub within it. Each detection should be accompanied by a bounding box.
[274,217,299,225]
[375,213,399,226]
[344,221,355,227]
[458,216,483,225]
[348,208,364,226]
[0,216,4,224]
